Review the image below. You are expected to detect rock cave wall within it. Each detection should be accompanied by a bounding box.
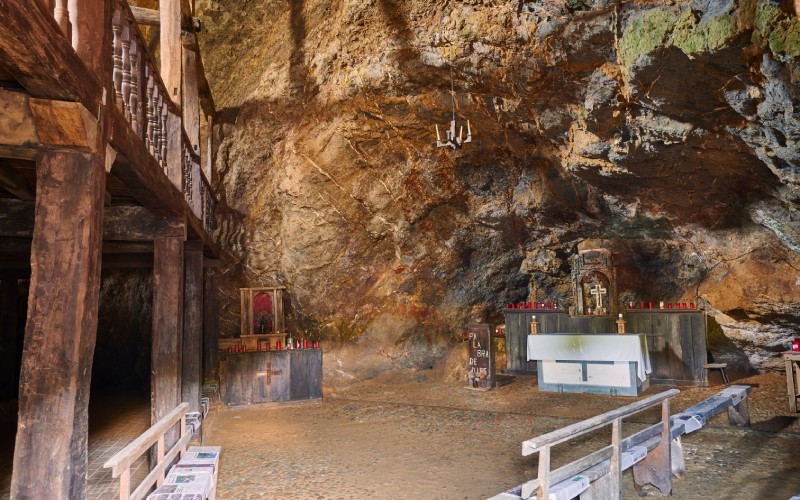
[195,0,800,380]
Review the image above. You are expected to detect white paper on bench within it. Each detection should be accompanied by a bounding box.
[147,482,207,500]
[165,469,213,495]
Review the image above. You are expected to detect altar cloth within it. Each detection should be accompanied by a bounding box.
[527,334,652,382]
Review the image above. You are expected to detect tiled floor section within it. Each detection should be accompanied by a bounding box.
[0,393,150,500]
[85,394,151,500]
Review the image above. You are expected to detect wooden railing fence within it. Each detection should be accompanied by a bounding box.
[103,402,191,500]
[520,389,679,500]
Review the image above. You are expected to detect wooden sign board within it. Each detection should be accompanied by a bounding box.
[467,323,495,390]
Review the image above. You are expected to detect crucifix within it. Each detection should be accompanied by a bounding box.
[590,284,607,310]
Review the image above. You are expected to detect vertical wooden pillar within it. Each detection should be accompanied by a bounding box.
[0,278,18,401]
[182,41,200,154]
[11,151,105,499]
[181,242,203,413]
[152,237,183,448]
[159,0,182,105]
[202,266,219,382]
[204,114,214,180]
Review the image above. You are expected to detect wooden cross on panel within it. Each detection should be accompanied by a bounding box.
[590,284,607,310]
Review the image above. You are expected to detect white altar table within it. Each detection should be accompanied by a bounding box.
[527,334,651,396]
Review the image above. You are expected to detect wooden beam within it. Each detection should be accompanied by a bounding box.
[202,267,219,382]
[151,237,184,453]
[182,245,203,412]
[0,0,102,110]
[0,199,185,241]
[0,278,18,400]
[0,90,98,160]
[11,150,106,499]
[130,6,202,31]
[104,206,185,240]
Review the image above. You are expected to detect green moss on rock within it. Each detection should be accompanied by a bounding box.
[618,8,679,69]
[753,1,800,58]
[673,10,738,55]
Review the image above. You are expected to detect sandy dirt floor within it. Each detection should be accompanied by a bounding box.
[204,371,800,499]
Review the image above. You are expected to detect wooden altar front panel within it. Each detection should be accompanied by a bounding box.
[220,349,322,405]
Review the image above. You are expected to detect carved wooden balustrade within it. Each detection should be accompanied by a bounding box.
[41,0,216,236]
[109,0,213,229]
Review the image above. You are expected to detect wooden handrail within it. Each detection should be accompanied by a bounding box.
[103,402,189,500]
[521,389,679,455]
[520,389,679,500]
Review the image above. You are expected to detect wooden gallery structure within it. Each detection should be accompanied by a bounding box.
[0,1,221,498]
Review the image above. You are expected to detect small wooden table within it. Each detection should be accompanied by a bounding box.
[785,352,800,413]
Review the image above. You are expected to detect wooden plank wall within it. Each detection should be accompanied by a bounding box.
[627,311,707,386]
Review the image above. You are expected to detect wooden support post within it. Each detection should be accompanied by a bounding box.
[536,445,551,500]
[787,357,798,413]
[182,38,201,154]
[633,398,673,496]
[182,242,203,413]
[152,237,184,455]
[203,266,219,382]
[11,151,106,499]
[728,398,751,427]
[0,278,18,400]
[609,417,622,499]
[204,114,214,180]
[160,0,182,105]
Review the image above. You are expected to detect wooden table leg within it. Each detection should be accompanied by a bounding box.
[787,359,797,413]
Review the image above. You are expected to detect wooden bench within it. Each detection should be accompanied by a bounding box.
[103,402,192,500]
[492,385,752,500]
[704,363,730,385]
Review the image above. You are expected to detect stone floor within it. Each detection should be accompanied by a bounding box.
[0,393,150,500]
[204,371,800,499]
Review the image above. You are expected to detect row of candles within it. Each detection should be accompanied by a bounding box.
[226,339,320,353]
[629,301,696,310]
[505,301,560,310]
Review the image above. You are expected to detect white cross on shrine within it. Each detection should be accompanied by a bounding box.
[590,284,607,309]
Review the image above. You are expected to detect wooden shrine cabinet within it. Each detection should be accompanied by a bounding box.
[239,287,287,351]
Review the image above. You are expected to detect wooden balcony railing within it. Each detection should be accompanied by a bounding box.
[40,0,217,238]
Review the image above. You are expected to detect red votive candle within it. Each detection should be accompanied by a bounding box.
[648,301,653,309]
[276,341,282,350]
[682,303,687,309]
[547,301,552,309]
[690,302,695,309]
[533,302,538,310]
[505,303,510,310]
[265,342,271,351]
[668,303,672,309]
[295,339,300,349]
[639,301,644,309]
[303,339,308,349]
[792,338,800,352]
